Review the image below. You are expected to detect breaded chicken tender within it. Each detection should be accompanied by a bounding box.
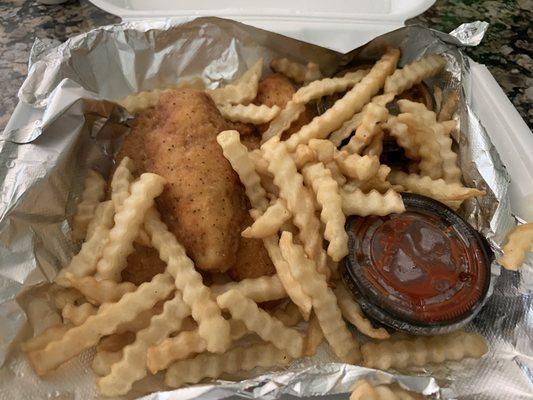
[125,88,249,271]
[254,73,315,139]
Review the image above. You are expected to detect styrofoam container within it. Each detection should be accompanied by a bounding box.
[89,0,533,221]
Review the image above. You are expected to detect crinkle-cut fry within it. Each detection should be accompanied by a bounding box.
[86,201,114,243]
[398,100,461,183]
[363,128,384,157]
[210,274,287,303]
[96,173,165,281]
[72,170,106,242]
[341,188,405,216]
[117,88,172,113]
[498,223,533,271]
[343,102,389,154]
[362,331,488,370]
[165,342,291,388]
[27,273,174,375]
[65,273,136,305]
[248,149,272,177]
[144,208,231,353]
[303,314,324,357]
[114,305,161,335]
[329,110,363,147]
[261,100,307,143]
[97,293,191,396]
[437,91,459,122]
[279,231,360,363]
[56,201,115,287]
[271,301,304,326]
[285,49,399,151]
[111,156,136,211]
[270,58,321,83]
[374,385,422,400]
[293,70,369,103]
[396,113,443,180]
[216,131,311,317]
[97,331,136,353]
[334,284,390,340]
[325,160,347,187]
[384,54,446,95]
[441,119,457,136]
[217,130,269,211]
[302,163,348,262]
[350,380,379,400]
[388,171,484,209]
[262,139,324,269]
[61,303,97,326]
[217,289,304,358]
[218,103,280,124]
[92,350,122,376]
[146,330,207,374]
[242,199,291,238]
[207,58,263,105]
[335,151,380,181]
[308,139,336,162]
[293,144,317,169]
[52,287,83,309]
[383,116,420,160]
[21,324,72,353]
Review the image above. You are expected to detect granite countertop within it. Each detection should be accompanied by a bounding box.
[0,0,531,131]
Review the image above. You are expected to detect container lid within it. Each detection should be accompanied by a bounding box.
[88,0,435,52]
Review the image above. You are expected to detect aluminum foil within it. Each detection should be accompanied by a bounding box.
[0,17,531,400]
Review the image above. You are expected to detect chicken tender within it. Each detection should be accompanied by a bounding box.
[131,88,249,271]
[121,243,167,285]
[254,73,315,139]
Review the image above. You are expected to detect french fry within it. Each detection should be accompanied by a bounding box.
[86,201,115,243]
[271,301,304,327]
[262,138,324,268]
[207,58,263,105]
[302,162,348,262]
[285,48,399,151]
[144,208,231,353]
[387,171,484,209]
[65,273,136,305]
[92,350,122,376]
[52,287,83,309]
[308,139,336,162]
[384,54,446,95]
[96,331,136,353]
[210,274,287,303]
[270,58,321,83]
[374,384,422,400]
[242,199,291,238]
[398,99,461,183]
[293,70,369,103]
[217,130,269,211]
[303,314,324,357]
[61,303,97,326]
[325,160,347,187]
[97,293,191,396]
[27,273,174,375]
[343,102,389,154]
[437,91,459,122]
[441,119,457,136]
[363,127,384,157]
[71,170,107,242]
[396,113,443,180]
[165,342,291,388]
[56,201,115,287]
[335,151,381,181]
[216,130,312,318]
[350,380,379,400]
[498,223,533,271]
[279,231,360,363]
[248,149,272,177]
[95,173,165,281]
[218,103,281,124]
[110,157,135,211]
[21,324,72,353]
[362,331,488,370]
[383,116,420,160]
[261,100,307,143]
[217,289,304,358]
[341,188,405,216]
[329,110,363,147]
[114,305,162,335]
[334,284,390,339]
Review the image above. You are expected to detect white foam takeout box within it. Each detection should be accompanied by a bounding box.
[89,0,533,221]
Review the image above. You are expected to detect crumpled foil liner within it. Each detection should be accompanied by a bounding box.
[0,17,531,400]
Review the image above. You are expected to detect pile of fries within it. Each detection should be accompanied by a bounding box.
[24,48,516,398]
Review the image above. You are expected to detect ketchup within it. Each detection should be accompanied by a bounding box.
[342,193,492,334]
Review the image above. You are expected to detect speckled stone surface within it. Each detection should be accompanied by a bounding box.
[0,0,531,131]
